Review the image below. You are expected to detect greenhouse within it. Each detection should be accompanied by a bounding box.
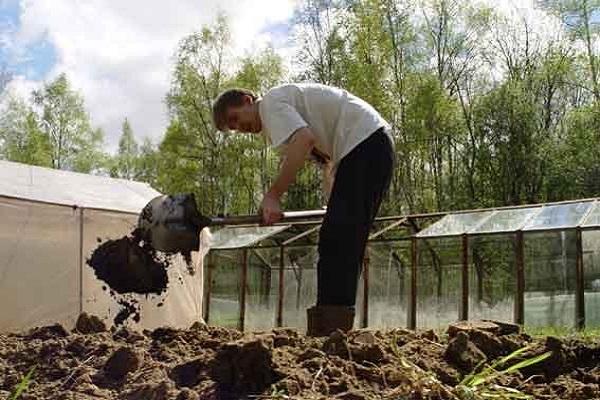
[0,160,205,331]
[203,198,600,332]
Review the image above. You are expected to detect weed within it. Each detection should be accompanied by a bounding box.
[455,346,551,400]
[9,366,36,400]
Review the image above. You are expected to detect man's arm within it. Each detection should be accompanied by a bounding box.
[268,127,316,197]
[261,127,316,224]
[321,161,334,204]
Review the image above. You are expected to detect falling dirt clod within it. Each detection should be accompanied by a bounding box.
[86,228,191,326]
[87,230,169,296]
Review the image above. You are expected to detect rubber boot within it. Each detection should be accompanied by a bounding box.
[306,305,355,337]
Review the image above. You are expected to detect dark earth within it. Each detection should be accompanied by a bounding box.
[87,229,193,326]
[2,318,600,399]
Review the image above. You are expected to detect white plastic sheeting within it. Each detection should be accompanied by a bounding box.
[0,161,206,332]
[0,159,159,213]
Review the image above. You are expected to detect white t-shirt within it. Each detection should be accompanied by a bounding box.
[258,83,391,165]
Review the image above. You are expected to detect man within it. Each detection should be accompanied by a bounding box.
[212,83,394,336]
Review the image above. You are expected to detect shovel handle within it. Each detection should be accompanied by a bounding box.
[207,209,326,227]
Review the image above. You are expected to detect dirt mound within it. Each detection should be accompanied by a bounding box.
[210,338,279,395]
[75,312,107,334]
[2,318,600,399]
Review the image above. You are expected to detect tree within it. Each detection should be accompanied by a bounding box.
[540,0,600,103]
[162,16,290,215]
[32,73,106,172]
[111,118,139,179]
[71,127,106,173]
[162,15,231,214]
[545,104,600,199]
[137,137,159,186]
[472,80,544,205]
[0,66,12,97]
[0,96,52,167]
[293,0,348,85]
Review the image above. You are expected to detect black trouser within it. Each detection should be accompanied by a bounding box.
[317,128,394,306]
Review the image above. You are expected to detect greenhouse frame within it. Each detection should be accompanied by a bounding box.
[204,198,600,332]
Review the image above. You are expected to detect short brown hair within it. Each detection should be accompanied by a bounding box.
[212,88,258,131]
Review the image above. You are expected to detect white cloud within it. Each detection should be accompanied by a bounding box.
[7,0,297,151]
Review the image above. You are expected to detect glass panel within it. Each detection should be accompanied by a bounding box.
[469,235,516,323]
[524,231,576,328]
[470,208,538,234]
[523,202,593,231]
[282,246,318,329]
[207,250,240,328]
[416,237,462,329]
[211,225,290,249]
[583,231,600,328]
[417,212,494,238]
[582,202,600,227]
[366,242,411,329]
[245,248,279,330]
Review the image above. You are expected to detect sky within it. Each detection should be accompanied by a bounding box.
[0,0,298,150]
[0,0,581,151]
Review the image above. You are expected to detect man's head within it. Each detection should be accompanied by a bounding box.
[212,88,262,133]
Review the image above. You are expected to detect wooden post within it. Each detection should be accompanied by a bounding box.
[239,249,248,332]
[203,252,214,323]
[361,246,370,328]
[264,267,272,306]
[461,234,469,321]
[576,228,585,330]
[277,246,285,327]
[409,237,418,330]
[296,264,303,310]
[514,231,525,325]
[78,208,84,315]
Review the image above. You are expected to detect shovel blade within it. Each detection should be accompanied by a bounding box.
[137,193,202,254]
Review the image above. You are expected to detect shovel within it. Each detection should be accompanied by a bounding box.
[137,193,326,254]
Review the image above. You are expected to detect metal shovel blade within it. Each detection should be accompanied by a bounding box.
[137,193,205,254]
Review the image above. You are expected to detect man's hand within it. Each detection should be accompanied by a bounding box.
[260,192,283,225]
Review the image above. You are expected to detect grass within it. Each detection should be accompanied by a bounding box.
[524,325,600,341]
[208,315,240,328]
[9,366,36,400]
[455,346,552,400]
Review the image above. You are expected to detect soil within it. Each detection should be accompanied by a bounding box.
[87,229,194,326]
[87,230,170,296]
[2,319,600,399]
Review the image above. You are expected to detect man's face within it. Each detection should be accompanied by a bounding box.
[224,96,261,133]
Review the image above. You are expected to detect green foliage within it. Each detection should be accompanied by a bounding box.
[0,65,12,96]
[136,137,159,186]
[471,79,543,205]
[9,366,36,400]
[110,118,140,179]
[161,15,287,215]
[456,346,552,399]
[32,73,106,171]
[0,96,52,167]
[545,104,600,199]
[2,0,600,220]
[1,73,107,173]
[539,0,600,102]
